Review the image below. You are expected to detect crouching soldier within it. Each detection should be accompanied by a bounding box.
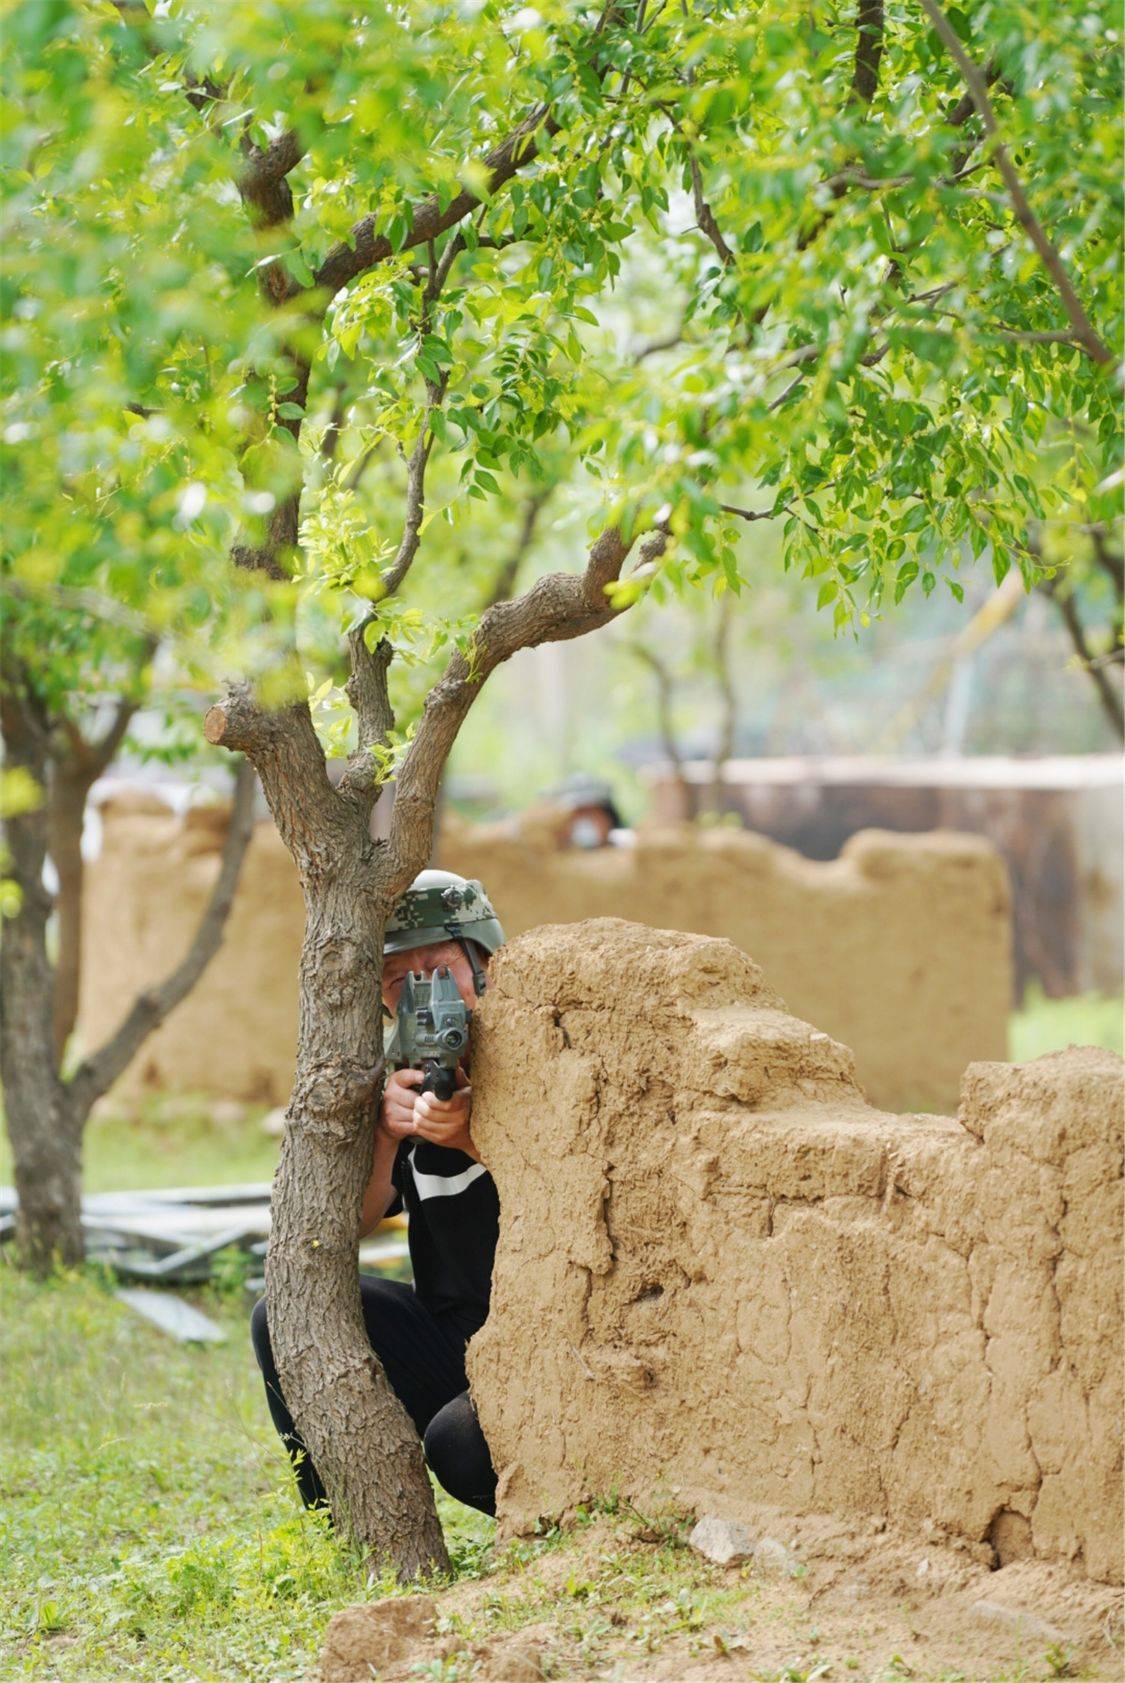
[251,869,503,1518]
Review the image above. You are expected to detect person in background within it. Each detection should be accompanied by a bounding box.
[546,775,628,849]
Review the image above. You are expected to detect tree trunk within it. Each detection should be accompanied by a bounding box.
[704,597,737,817]
[628,640,694,821]
[4,1081,82,1274]
[1,670,255,1270]
[0,691,82,1272]
[48,758,94,1064]
[265,852,450,1577]
[205,525,655,1577]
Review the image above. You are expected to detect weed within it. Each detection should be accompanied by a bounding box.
[410,1658,477,1682]
[206,1244,256,1300]
[30,1601,69,1637]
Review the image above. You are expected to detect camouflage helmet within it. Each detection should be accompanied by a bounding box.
[384,868,504,959]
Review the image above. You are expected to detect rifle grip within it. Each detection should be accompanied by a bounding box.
[423,1063,456,1102]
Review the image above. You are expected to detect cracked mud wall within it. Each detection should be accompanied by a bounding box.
[466,918,1123,1584]
[80,798,1009,1110]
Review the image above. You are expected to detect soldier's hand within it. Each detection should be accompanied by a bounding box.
[379,1067,426,1141]
[412,1065,475,1154]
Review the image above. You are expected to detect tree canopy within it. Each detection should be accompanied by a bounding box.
[4,0,1120,759]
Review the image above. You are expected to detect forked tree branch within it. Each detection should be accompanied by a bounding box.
[314,105,559,297]
[334,236,467,813]
[54,691,139,779]
[379,523,667,894]
[69,758,258,1111]
[919,0,1112,366]
[377,235,464,600]
[337,634,396,816]
[312,5,630,301]
[203,687,351,866]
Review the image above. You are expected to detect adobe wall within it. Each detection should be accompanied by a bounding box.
[466,918,1124,1583]
[78,789,303,1105]
[78,796,1009,1111]
[439,814,1011,1112]
[644,754,1124,998]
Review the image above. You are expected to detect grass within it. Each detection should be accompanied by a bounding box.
[0,1267,732,1682]
[1008,987,1123,1063]
[0,1093,282,1196]
[0,1266,494,1683]
[1,1263,1101,1683]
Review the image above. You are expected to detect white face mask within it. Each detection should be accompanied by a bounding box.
[569,816,604,849]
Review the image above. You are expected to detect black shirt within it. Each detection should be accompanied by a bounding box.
[390,1139,500,1338]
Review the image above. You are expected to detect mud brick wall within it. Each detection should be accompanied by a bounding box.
[80,798,1011,1112]
[438,818,1012,1114]
[79,790,304,1106]
[467,919,1123,1583]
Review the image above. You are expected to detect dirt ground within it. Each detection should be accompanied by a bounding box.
[319,1510,1123,1682]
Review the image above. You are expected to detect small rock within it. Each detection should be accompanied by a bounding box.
[916,1558,931,1578]
[319,1594,435,1683]
[688,1516,754,1566]
[969,1600,1065,1647]
[753,1535,801,1577]
[476,1639,545,1681]
[261,1106,287,1138]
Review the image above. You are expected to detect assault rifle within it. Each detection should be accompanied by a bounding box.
[395,967,470,1101]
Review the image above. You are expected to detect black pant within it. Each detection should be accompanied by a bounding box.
[250,1276,497,1516]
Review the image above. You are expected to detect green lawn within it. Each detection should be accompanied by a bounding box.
[0,1094,282,1197]
[0,1268,492,1683]
[1009,986,1123,1063]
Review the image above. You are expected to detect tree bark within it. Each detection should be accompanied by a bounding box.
[0,687,81,1272]
[49,692,142,1062]
[0,666,256,1270]
[268,879,448,1575]
[203,523,663,1575]
[204,696,450,1577]
[705,597,738,816]
[47,756,95,1064]
[194,14,647,1573]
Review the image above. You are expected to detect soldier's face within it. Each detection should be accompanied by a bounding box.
[381,940,479,1017]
